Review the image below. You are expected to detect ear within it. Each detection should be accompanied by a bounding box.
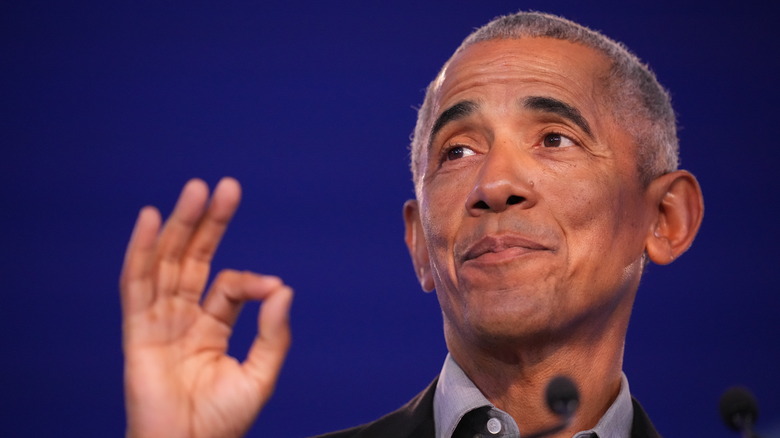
[403,199,435,292]
[645,170,704,265]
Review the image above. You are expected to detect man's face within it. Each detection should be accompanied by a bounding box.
[405,38,659,348]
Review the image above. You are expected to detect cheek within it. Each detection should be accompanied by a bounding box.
[420,195,450,249]
[420,176,469,237]
[552,175,646,280]
[419,182,471,282]
[548,177,610,231]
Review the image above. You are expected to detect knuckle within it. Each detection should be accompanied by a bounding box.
[265,274,282,284]
[240,270,264,282]
[214,268,240,283]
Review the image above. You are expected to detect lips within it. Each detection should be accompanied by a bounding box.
[462,234,551,262]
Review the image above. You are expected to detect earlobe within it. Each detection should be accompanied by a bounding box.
[645,170,704,265]
[403,200,435,292]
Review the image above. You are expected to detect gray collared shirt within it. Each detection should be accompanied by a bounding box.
[433,354,633,438]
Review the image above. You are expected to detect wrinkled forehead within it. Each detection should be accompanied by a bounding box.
[430,38,614,123]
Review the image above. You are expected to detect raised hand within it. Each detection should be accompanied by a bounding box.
[120,177,293,438]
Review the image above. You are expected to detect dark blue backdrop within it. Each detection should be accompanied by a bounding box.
[2,1,779,437]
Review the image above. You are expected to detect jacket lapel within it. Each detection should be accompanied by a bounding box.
[312,378,437,438]
[630,397,662,438]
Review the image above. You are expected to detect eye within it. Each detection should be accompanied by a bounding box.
[542,132,577,148]
[444,145,476,161]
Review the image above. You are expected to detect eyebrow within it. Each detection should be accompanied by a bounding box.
[523,96,593,138]
[428,100,479,147]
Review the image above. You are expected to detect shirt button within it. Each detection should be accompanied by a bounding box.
[486,417,502,434]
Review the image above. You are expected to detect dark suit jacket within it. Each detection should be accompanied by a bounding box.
[314,378,661,438]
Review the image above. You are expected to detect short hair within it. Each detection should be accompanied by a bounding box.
[409,11,679,192]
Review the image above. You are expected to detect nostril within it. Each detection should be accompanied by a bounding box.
[473,200,490,210]
[506,195,525,205]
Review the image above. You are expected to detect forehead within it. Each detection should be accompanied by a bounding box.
[433,37,613,121]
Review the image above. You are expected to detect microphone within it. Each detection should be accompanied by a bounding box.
[524,376,580,438]
[547,376,580,417]
[720,386,762,438]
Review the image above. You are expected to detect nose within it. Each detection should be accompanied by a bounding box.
[465,144,537,215]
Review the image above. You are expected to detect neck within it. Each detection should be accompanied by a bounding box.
[446,317,629,438]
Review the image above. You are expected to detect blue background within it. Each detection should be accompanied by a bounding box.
[2,1,779,436]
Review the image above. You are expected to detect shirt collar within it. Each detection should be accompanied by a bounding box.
[434,354,492,438]
[433,354,634,438]
[573,373,633,438]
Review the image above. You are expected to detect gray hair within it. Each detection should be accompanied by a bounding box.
[410,11,678,190]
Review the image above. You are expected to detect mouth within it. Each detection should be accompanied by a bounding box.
[462,234,551,263]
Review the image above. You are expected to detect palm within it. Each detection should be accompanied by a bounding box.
[121,178,292,438]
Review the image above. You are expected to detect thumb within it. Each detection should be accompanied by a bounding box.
[242,285,293,399]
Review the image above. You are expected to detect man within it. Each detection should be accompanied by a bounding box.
[120,11,703,438]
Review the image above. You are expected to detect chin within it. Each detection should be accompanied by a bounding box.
[461,300,560,345]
